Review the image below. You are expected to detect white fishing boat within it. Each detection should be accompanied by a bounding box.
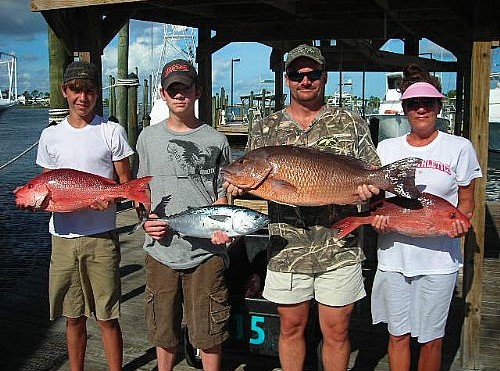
[149,24,197,125]
[0,52,18,113]
[369,72,451,142]
[489,72,500,152]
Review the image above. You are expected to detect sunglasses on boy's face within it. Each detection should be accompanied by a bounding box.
[404,97,439,109]
[286,69,324,82]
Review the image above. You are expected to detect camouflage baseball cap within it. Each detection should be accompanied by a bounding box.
[63,61,99,83]
[285,44,325,70]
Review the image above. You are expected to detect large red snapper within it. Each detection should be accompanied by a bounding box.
[222,145,422,206]
[333,193,471,239]
[14,169,152,212]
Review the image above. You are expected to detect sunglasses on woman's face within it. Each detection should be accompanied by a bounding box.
[404,97,438,109]
[286,69,324,82]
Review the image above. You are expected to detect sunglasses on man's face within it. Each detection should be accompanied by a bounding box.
[286,69,324,82]
[404,97,439,109]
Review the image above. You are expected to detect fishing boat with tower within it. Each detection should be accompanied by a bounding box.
[0,52,18,114]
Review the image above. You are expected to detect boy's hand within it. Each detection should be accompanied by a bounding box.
[89,199,112,211]
[211,230,233,245]
[144,213,169,240]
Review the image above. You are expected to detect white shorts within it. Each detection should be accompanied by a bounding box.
[262,263,366,307]
[371,269,457,343]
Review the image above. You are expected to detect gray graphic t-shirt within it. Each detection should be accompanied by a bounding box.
[136,122,231,269]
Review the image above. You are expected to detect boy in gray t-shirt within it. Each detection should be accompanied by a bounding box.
[136,59,232,371]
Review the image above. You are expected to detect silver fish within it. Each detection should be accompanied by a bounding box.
[134,204,269,238]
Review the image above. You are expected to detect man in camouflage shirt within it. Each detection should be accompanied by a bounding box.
[225,44,381,371]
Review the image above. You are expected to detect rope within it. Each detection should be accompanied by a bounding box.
[0,141,38,171]
[103,78,140,90]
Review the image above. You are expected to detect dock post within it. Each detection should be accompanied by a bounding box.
[143,78,150,128]
[109,75,116,118]
[116,21,129,131]
[127,72,139,170]
[48,26,70,124]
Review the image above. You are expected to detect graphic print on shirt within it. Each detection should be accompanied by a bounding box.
[165,139,222,185]
[417,159,452,175]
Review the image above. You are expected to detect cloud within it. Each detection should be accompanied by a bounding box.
[0,0,47,41]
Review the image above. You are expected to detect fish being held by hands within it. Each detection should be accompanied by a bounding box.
[333,193,471,239]
[222,145,422,206]
[14,168,152,212]
[134,204,269,238]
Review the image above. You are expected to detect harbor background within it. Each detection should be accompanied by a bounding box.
[0,107,499,370]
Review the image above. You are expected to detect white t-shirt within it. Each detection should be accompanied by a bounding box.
[376,131,482,276]
[36,115,134,238]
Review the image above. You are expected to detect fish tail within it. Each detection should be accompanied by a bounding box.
[378,157,422,199]
[333,216,371,239]
[122,176,153,204]
[129,203,149,235]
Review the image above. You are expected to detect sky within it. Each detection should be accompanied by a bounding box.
[1,0,499,102]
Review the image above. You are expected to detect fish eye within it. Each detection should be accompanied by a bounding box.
[28,184,34,189]
[450,213,456,219]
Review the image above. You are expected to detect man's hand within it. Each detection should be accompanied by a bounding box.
[357,184,380,202]
[144,213,169,240]
[223,181,245,197]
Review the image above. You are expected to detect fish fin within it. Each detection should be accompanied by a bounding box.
[123,176,153,204]
[379,157,422,199]
[209,215,231,222]
[129,203,150,235]
[332,217,361,239]
[269,179,297,192]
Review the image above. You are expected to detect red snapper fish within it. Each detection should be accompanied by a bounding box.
[333,193,471,239]
[222,145,422,206]
[14,168,152,212]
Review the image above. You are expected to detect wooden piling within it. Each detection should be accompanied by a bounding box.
[127,72,139,169]
[109,75,116,118]
[116,21,129,130]
[48,26,69,122]
[142,78,150,127]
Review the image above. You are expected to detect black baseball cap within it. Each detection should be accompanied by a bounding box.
[63,61,99,83]
[161,59,199,89]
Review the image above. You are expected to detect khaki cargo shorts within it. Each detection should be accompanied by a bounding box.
[49,232,121,320]
[145,254,230,350]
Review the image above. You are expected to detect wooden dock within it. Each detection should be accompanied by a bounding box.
[0,202,498,371]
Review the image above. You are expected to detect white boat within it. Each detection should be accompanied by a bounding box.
[149,24,197,125]
[369,72,451,143]
[489,72,500,152]
[0,52,18,113]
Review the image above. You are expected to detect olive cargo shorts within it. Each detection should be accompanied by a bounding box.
[145,254,230,350]
[49,232,121,321]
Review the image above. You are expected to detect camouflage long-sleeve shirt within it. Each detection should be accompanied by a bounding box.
[246,105,381,273]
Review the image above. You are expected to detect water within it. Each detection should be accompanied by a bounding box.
[0,107,498,294]
[0,107,51,293]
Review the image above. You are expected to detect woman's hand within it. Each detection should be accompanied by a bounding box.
[371,214,389,233]
[448,212,472,238]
